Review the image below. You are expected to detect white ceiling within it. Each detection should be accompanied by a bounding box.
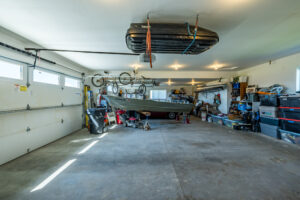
[0,0,300,71]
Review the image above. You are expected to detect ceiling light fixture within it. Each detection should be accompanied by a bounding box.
[131,64,142,70]
[208,62,226,70]
[188,79,202,86]
[191,79,195,86]
[170,64,183,70]
[167,79,173,86]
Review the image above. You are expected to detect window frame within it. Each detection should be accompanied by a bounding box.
[64,76,81,89]
[0,59,23,81]
[150,89,167,101]
[33,68,60,86]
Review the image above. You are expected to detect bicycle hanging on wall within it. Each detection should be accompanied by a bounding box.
[91,72,119,94]
[118,70,157,96]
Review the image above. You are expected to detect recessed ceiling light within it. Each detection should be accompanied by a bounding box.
[208,63,225,70]
[188,79,202,85]
[169,64,183,70]
[208,62,226,70]
[130,64,142,70]
[166,79,174,85]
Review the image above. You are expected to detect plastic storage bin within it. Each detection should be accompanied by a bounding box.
[260,117,280,126]
[223,118,239,128]
[247,93,259,102]
[211,115,224,125]
[260,123,279,138]
[259,106,278,118]
[260,94,278,106]
[280,119,300,133]
[279,107,300,120]
[279,96,300,107]
[279,129,300,144]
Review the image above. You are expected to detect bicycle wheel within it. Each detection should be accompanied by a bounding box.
[119,72,131,85]
[91,74,105,87]
[112,81,119,94]
[138,84,146,96]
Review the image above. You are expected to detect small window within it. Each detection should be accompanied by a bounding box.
[33,69,59,85]
[107,85,113,92]
[65,77,80,88]
[150,90,167,100]
[0,59,22,80]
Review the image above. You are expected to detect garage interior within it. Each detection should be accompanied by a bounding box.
[0,0,300,199]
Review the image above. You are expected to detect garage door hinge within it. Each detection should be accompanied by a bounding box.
[26,104,31,110]
[61,103,64,107]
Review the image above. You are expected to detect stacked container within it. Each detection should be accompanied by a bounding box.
[278,96,300,144]
[259,94,280,138]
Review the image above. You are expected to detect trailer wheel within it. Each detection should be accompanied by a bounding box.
[168,112,176,119]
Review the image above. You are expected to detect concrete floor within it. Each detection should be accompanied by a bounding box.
[0,118,300,200]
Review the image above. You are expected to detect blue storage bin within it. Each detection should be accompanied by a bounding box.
[260,123,279,139]
[279,96,300,107]
[279,129,300,144]
[260,117,280,126]
[279,107,300,120]
[223,118,239,128]
[280,119,300,133]
[210,115,224,125]
[260,94,278,106]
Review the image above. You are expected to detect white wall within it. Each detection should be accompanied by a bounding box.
[0,27,88,165]
[237,52,300,94]
[197,88,229,114]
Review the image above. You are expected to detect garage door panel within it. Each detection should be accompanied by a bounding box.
[61,106,82,121]
[62,87,82,105]
[0,112,27,138]
[0,80,30,111]
[28,122,65,150]
[0,107,83,165]
[0,132,29,165]
[29,84,63,107]
[0,58,83,165]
